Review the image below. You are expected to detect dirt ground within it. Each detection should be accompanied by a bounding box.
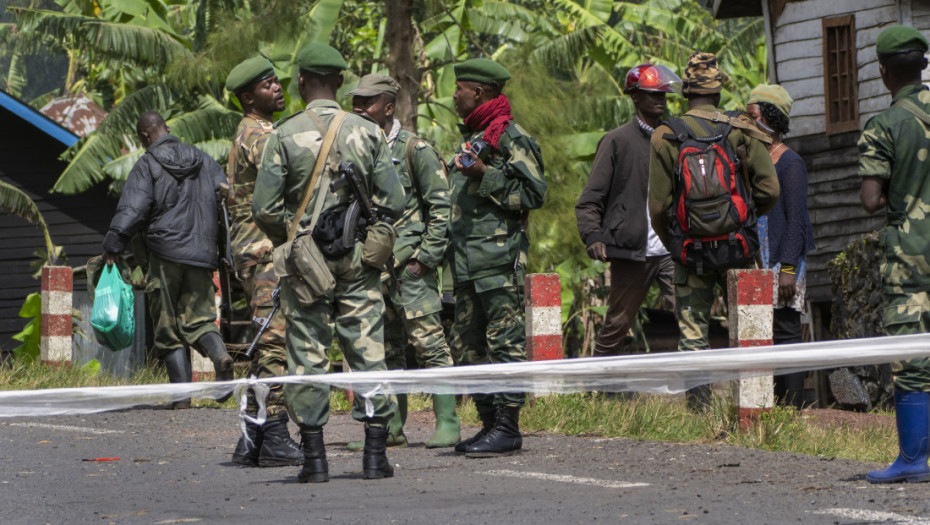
[800,407,894,431]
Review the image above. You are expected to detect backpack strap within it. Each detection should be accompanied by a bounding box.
[663,117,694,142]
[894,97,930,127]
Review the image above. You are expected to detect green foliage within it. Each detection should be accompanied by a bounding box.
[0,179,59,262]
[11,292,41,361]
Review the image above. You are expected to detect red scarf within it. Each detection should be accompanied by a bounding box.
[464,94,513,149]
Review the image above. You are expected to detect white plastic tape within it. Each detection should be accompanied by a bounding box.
[2,333,930,418]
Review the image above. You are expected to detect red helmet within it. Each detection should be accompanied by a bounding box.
[623,64,682,94]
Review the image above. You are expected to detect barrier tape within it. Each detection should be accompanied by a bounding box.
[2,333,930,418]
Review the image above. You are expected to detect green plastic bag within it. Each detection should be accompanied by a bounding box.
[91,263,135,350]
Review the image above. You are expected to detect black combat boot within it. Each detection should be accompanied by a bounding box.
[297,430,328,483]
[163,348,191,409]
[465,406,522,458]
[454,404,496,454]
[232,420,262,466]
[196,331,234,382]
[258,414,303,467]
[686,384,712,413]
[362,424,394,480]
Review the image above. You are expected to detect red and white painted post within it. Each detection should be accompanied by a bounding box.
[40,266,73,365]
[727,268,774,430]
[525,273,562,361]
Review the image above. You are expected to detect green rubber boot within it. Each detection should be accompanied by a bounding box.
[425,394,461,448]
[347,395,408,450]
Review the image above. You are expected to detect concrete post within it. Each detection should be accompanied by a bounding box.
[727,268,775,430]
[40,266,73,365]
[525,273,562,361]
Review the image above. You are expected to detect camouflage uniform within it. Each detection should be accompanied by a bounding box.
[383,129,453,372]
[252,100,403,430]
[146,255,219,358]
[449,123,547,410]
[649,105,779,350]
[858,84,930,391]
[227,114,288,417]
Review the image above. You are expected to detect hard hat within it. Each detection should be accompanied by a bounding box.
[623,64,682,94]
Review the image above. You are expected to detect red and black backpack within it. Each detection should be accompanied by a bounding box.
[663,112,759,275]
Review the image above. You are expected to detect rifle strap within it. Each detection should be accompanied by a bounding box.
[687,109,773,144]
[286,109,347,243]
[894,97,930,128]
[404,135,424,201]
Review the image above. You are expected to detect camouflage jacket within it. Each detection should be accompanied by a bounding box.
[252,99,403,247]
[389,127,450,269]
[448,122,547,285]
[648,104,780,249]
[858,84,930,294]
[226,114,275,271]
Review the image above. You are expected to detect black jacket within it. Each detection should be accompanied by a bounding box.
[575,121,652,261]
[102,134,225,269]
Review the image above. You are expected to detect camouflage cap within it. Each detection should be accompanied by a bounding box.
[748,84,793,117]
[225,56,275,93]
[876,25,929,56]
[348,73,400,97]
[454,58,511,86]
[681,51,724,95]
[296,43,348,75]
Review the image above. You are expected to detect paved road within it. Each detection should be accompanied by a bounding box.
[2,406,930,524]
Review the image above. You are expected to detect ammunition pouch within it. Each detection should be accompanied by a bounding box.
[361,220,397,269]
[312,205,355,259]
[273,232,336,307]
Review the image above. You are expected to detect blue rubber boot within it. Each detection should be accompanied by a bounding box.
[867,390,930,484]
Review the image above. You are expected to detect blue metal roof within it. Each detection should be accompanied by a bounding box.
[0,90,79,147]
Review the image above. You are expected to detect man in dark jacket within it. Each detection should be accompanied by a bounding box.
[102,111,233,407]
[575,64,680,357]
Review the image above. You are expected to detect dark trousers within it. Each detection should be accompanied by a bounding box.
[594,255,675,356]
[773,307,805,407]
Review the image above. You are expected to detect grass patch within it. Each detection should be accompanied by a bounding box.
[0,359,898,463]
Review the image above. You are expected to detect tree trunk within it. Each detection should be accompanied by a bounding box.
[384,0,419,133]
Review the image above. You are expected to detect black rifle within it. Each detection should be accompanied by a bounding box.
[217,186,236,342]
[330,161,400,291]
[245,284,280,359]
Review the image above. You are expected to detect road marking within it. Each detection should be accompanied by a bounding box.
[815,508,930,525]
[484,469,650,489]
[8,423,125,435]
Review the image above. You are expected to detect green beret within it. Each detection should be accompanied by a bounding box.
[876,25,929,56]
[296,43,348,75]
[225,56,275,93]
[348,73,400,97]
[454,58,511,86]
[748,84,794,118]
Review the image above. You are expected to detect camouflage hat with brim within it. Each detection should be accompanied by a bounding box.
[748,84,794,117]
[348,73,400,97]
[682,51,724,95]
[454,58,511,86]
[296,43,348,75]
[876,25,929,56]
[225,56,275,93]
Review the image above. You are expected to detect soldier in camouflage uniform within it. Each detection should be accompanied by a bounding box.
[252,44,403,483]
[349,73,461,449]
[447,59,547,458]
[648,52,779,410]
[859,26,930,484]
[224,57,302,467]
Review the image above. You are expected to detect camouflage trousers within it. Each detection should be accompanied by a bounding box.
[673,262,728,351]
[884,291,930,391]
[239,260,288,418]
[280,244,396,431]
[145,254,219,360]
[383,265,454,371]
[451,274,526,409]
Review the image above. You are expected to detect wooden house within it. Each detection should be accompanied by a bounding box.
[714,0,929,338]
[0,90,115,350]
